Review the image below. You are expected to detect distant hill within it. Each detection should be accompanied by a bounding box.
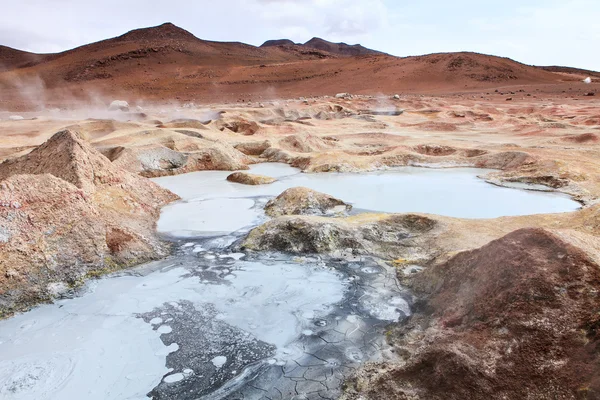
[260,37,383,57]
[0,45,47,71]
[261,39,296,47]
[539,66,600,79]
[0,22,596,109]
[303,37,384,56]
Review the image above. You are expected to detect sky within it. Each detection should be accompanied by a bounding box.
[1,0,598,71]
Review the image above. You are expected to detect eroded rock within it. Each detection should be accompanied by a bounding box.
[241,213,438,260]
[265,187,351,217]
[226,172,276,185]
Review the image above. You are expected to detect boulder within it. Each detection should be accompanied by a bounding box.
[226,172,276,185]
[8,115,24,121]
[108,100,130,111]
[234,140,272,156]
[265,187,351,217]
[335,93,352,99]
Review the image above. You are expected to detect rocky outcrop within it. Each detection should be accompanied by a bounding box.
[278,134,335,153]
[234,140,272,156]
[265,187,351,217]
[342,228,600,400]
[0,130,178,317]
[220,119,260,136]
[226,172,276,185]
[111,142,250,177]
[241,213,438,260]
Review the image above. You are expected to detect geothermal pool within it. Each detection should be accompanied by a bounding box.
[0,165,580,400]
[153,163,580,237]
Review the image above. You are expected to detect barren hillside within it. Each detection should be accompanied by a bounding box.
[0,22,596,110]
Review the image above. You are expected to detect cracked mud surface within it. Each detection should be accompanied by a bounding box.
[140,243,407,400]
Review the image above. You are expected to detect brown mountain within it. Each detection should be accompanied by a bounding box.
[0,22,596,109]
[261,39,297,47]
[303,37,384,56]
[0,45,47,71]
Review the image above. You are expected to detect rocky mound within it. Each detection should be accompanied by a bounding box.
[110,142,250,177]
[234,140,272,156]
[265,187,351,217]
[561,132,599,143]
[0,130,177,316]
[342,228,600,399]
[241,213,438,260]
[226,172,276,185]
[0,130,120,193]
[278,134,335,153]
[219,119,260,136]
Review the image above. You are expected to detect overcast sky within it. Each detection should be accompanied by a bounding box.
[1,0,598,71]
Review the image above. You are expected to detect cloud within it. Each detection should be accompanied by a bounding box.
[255,0,389,42]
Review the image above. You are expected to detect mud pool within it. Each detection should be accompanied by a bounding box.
[154,163,579,238]
[0,164,580,400]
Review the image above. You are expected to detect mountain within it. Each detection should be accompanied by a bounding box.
[539,65,600,79]
[261,39,296,47]
[0,22,596,109]
[0,45,46,71]
[303,37,384,56]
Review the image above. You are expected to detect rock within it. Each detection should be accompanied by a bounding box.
[108,100,130,112]
[8,115,24,121]
[264,187,351,217]
[584,92,595,97]
[473,151,535,170]
[343,228,600,400]
[233,140,272,156]
[413,144,457,156]
[278,134,334,153]
[393,94,400,99]
[584,77,592,84]
[221,119,260,135]
[0,130,177,316]
[226,172,276,185]
[505,97,513,101]
[241,213,437,260]
[335,93,352,99]
[157,118,209,130]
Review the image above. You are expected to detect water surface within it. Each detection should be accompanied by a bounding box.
[153,163,580,237]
